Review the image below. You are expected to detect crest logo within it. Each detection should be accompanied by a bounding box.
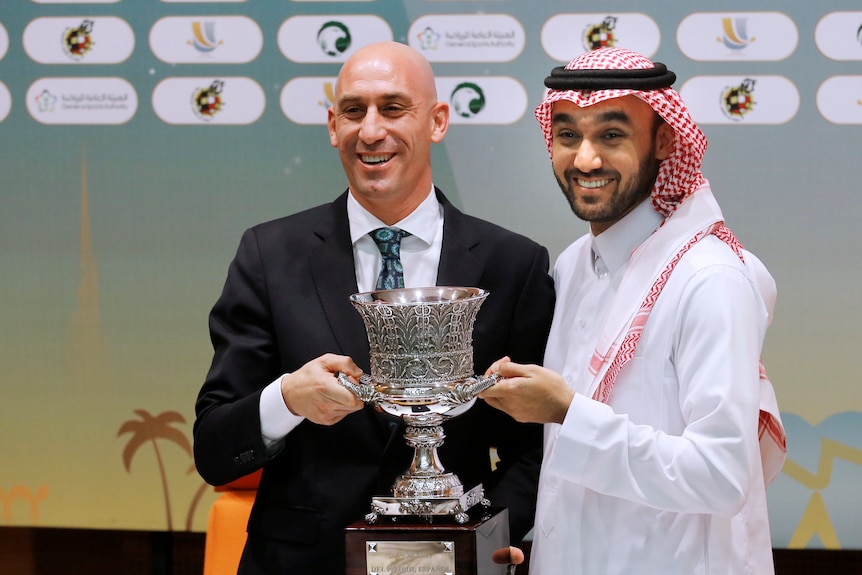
[63,20,95,60]
[722,78,756,120]
[450,82,485,119]
[193,80,225,120]
[317,21,351,57]
[583,16,617,51]
[189,21,223,53]
[719,18,755,51]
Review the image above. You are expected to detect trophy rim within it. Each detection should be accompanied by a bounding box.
[349,286,488,305]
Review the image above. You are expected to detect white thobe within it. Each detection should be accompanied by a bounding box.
[532,191,777,574]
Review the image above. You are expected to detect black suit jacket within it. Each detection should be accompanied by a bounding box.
[193,189,555,575]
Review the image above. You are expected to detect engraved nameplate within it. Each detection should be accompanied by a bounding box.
[365,540,455,575]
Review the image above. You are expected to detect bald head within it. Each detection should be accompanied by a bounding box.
[335,41,438,103]
[327,41,449,224]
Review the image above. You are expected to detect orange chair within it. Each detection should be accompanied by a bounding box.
[203,469,261,575]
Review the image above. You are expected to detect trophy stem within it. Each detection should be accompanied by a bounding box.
[393,423,464,499]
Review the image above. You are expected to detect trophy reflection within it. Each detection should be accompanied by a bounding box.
[338,286,498,524]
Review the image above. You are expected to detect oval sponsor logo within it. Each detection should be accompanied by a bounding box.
[278,15,392,63]
[153,77,265,125]
[679,75,798,124]
[23,17,135,64]
[26,77,137,125]
[436,77,526,125]
[541,13,660,61]
[408,14,525,63]
[0,22,8,60]
[280,77,337,125]
[815,12,862,61]
[150,16,262,64]
[678,12,797,61]
[0,82,11,122]
[817,76,862,124]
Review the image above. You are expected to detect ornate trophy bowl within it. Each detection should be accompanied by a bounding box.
[337,286,498,524]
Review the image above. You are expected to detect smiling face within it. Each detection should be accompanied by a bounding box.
[328,42,449,224]
[550,95,674,235]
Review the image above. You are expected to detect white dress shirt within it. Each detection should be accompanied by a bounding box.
[532,196,776,574]
[259,187,444,446]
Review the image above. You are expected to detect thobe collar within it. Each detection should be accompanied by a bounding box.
[591,198,664,278]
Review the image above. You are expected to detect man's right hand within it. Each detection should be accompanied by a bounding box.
[279,353,365,425]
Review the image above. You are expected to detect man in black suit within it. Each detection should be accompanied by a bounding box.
[193,41,555,574]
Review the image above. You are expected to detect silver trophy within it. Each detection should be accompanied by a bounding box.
[337,286,498,524]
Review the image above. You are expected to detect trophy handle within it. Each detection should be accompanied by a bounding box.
[440,373,499,405]
[336,372,381,404]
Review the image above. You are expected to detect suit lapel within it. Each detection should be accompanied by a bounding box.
[435,189,486,287]
[308,192,371,372]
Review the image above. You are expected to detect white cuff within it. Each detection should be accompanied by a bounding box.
[260,375,304,449]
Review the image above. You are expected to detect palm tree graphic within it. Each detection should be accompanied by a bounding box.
[118,409,194,531]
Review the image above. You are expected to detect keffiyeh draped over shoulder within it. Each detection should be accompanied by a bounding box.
[535,47,787,485]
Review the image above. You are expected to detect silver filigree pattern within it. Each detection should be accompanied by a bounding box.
[338,286,498,520]
[351,287,483,388]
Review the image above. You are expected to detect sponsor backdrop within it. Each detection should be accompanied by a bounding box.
[0,0,860,549]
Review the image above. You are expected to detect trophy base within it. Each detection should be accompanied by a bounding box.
[366,484,489,524]
[345,506,510,575]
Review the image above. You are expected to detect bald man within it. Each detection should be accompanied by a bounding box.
[193,42,555,574]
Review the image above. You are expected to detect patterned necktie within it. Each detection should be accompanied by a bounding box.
[370,227,411,290]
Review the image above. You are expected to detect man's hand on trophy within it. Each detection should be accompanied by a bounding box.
[479,357,574,425]
[491,546,524,574]
[279,353,365,425]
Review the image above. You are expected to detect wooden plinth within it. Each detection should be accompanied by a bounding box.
[345,507,509,575]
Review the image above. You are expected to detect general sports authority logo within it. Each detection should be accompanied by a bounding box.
[721,78,756,120]
[450,82,485,119]
[583,16,617,51]
[416,26,441,51]
[63,20,95,60]
[193,80,225,120]
[317,21,351,57]
[36,89,57,113]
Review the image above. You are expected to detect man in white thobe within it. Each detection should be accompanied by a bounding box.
[481,47,786,575]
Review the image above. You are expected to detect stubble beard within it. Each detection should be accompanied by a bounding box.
[555,146,661,225]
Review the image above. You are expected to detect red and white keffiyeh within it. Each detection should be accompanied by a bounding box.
[537,47,786,485]
[535,47,707,218]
